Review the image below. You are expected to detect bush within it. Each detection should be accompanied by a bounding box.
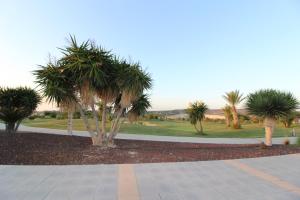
[73,111,81,119]
[0,87,41,133]
[28,115,36,120]
[56,112,68,120]
[239,114,250,123]
[44,111,57,118]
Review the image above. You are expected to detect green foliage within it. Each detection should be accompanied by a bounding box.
[56,112,67,120]
[187,101,208,133]
[238,114,250,123]
[34,62,76,107]
[280,111,297,128]
[73,111,81,119]
[223,90,244,106]
[222,105,232,118]
[129,94,151,116]
[44,111,57,118]
[246,89,299,119]
[0,87,41,133]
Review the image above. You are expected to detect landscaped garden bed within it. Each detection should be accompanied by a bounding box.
[1,131,299,165]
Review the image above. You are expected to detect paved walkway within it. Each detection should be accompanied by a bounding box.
[0,123,297,144]
[1,154,300,200]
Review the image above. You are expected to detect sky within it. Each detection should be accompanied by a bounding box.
[1,0,300,111]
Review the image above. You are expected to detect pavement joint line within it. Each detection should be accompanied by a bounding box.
[224,159,300,196]
[118,164,140,200]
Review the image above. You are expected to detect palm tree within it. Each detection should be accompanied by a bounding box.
[246,89,298,146]
[222,105,232,127]
[34,61,77,135]
[35,36,153,147]
[97,57,120,138]
[223,90,244,129]
[127,94,151,123]
[107,61,152,145]
[187,101,208,134]
[60,36,112,145]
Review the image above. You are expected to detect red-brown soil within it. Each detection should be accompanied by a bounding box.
[1,131,299,165]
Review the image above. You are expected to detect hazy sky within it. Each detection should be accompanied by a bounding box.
[1,0,300,110]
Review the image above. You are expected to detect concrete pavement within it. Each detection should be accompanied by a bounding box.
[1,154,300,200]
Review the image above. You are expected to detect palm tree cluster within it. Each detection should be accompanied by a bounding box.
[187,101,208,134]
[34,36,152,146]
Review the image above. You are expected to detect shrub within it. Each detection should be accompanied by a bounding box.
[0,87,41,133]
[73,111,81,119]
[56,112,68,120]
[28,115,36,120]
[44,111,57,118]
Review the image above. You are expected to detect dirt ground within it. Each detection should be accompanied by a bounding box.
[1,131,299,165]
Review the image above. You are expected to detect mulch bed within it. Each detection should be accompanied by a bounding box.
[1,131,300,165]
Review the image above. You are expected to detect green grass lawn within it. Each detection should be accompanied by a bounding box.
[22,118,300,138]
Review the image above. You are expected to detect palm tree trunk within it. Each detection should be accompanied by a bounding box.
[6,122,16,134]
[225,117,230,127]
[67,111,73,135]
[231,106,240,129]
[14,120,21,132]
[199,120,203,134]
[194,124,201,134]
[264,117,276,146]
[77,103,102,145]
[90,100,103,145]
[90,101,101,134]
[101,99,107,138]
[108,108,123,145]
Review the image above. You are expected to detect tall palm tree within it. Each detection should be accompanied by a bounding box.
[223,90,244,129]
[246,89,298,146]
[222,105,232,127]
[187,101,208,134]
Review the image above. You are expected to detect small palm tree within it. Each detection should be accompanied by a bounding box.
[187,101,208,134]
[246,89,298,146]
[222,105,232,127]
[223,90,244,129]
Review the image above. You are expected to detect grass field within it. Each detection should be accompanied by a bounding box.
[22,118,300,138]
